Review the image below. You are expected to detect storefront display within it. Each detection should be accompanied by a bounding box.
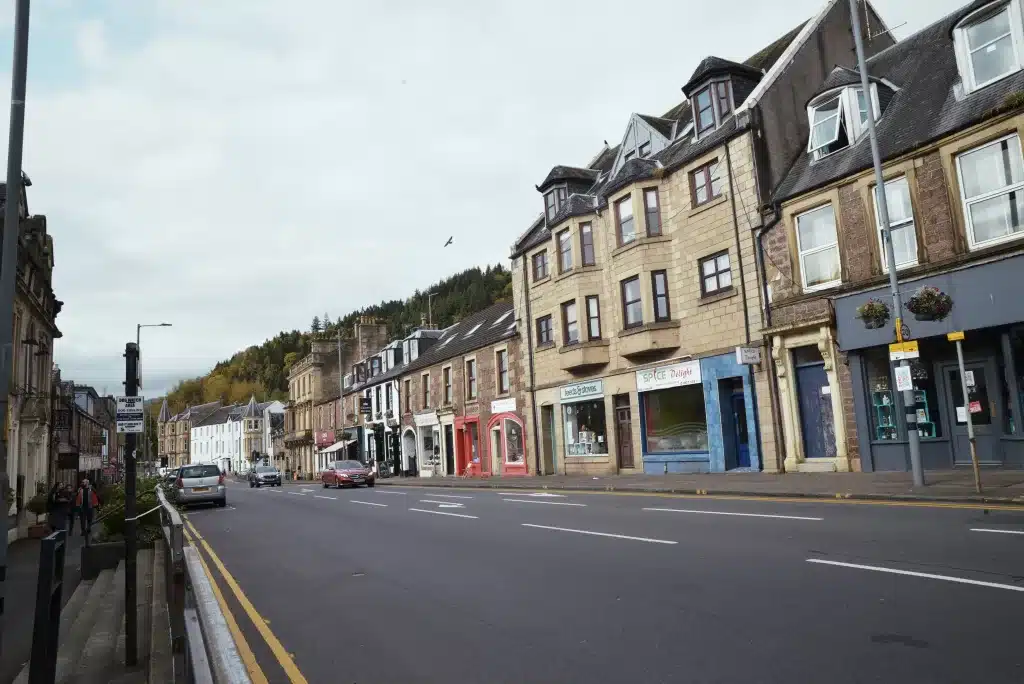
[563,401,608,456]
[643,385,708,452]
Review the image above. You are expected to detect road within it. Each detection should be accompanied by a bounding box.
[183,479,1024,684]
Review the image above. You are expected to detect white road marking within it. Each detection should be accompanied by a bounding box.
[409,507,478,519]
[502,498,586,507]
[806,559,1024,592]
[521,523,676,545]
[420,493,474,500]
[497,491,565,498]
[288,492,307,496]
[420,499,464,506]
[971,528,1024,535]
[351,500,387,507]
[374,490,408,495]
[314,495,336,500]
[643,507,822,521]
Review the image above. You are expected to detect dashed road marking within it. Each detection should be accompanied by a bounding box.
[643,507,822,521]
[970,528,1024,535]
[351,500,388,507]
[502,498,586,507]
[806,558,1024,592]
[521,523,676,545]
[408,508,478,519]
[314,495,336,500]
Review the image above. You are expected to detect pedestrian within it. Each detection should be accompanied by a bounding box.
[74,478,102,538]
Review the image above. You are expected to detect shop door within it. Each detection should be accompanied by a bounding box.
[731,391,751,469]
[795,363,836,460]
[615,406,634,469]
[944,362,1001,465]
[541,405,555,475]
[444,425,455,475]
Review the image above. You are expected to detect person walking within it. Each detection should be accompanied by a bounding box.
[74,478,102,538]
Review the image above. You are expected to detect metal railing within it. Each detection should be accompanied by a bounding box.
[156,487,251,684]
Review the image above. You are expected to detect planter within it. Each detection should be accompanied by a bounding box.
[856,298,890,330]
[864,318,887,330]
[906,286,953,322]
[914,312,938,322]
[82,541,124,580]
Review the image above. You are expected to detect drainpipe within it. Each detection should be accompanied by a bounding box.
[724,142,751,345]
[521,254,544,476]
[756,209,786,472]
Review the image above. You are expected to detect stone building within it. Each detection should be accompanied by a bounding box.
[766,0,1024,472]
[158,400,220,469]
[510,0,892,476]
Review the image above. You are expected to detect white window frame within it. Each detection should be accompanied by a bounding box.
[794,204,842,292]
[954,1,1024,94]
[956,132,1024,250]
[806,85,880,160]
[872,176,919,272]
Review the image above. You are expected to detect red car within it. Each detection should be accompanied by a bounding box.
[322,460,375,488]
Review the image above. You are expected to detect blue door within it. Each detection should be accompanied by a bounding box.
[795,363,836,460]
[730,392,751,468]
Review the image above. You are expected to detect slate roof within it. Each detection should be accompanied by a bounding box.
[682,56,764,96]
[399,301,515,377]
[745,21,807,72]
[537,165,599,190]
[240,395,261,418]
[775,0,1019,202]
[195,405,235,428]
[158,399,170,423]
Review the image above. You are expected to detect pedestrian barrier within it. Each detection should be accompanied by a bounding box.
[28,529,66,684]
[156,486,251,684]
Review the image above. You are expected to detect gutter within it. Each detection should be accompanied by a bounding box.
[521,255,544,476]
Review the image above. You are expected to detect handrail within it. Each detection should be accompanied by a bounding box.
[156,486,251,684]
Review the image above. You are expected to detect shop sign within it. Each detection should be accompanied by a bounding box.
[735,346,762,365]
[315,430,335,447]
[559,380,604,403]
[491,397,517,414]
[80,455,102,470]
[636,361,702,392]
[414,411,439,427]
[359,397,372,415]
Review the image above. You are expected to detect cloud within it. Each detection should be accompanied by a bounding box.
[0,0,970,397]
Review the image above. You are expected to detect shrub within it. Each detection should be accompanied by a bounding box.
[26,494,48,516]
[99,476,163,547]
[856,298,889,324]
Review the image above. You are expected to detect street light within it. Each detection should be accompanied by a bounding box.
[137,322,172,474]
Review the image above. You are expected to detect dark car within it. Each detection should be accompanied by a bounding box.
[322,460,375,488]
[249,465,282,487]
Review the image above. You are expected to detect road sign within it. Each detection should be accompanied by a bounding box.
[889,340,920,361]
[116,395,145,434]
[947,331,965,342]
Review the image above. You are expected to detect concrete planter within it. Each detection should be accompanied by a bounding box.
[82,541,125,580]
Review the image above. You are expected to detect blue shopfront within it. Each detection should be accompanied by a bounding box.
[835,254,1024,471]
[637,354,761,474]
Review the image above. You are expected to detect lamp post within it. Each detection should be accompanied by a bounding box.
[136,323,171,475]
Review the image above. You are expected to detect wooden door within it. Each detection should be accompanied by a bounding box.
[616,406,634,469]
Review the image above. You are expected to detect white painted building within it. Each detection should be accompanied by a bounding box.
[190,397,285,473]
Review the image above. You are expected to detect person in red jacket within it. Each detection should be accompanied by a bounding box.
[74,478,102,537]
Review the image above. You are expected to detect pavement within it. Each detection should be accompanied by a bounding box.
[0,529,85,684]
[371,470,1024,504]
[183,478,1024,684]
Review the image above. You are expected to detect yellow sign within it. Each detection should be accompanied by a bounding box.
[894,317,904,343]
[888,340,920,360]
[947,331,965,342]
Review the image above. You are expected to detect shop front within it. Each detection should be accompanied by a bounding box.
[401,426,419,475]
[486,397,528,477]
[314,430,334,472]
[413,410,441,477]
[836,255,1024,471]
[559,379,614,474]
[635,356,760,474]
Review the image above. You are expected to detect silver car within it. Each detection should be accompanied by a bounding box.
[175,464,227,507]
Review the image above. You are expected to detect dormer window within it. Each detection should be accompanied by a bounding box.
[544,186,567,222]
[954,1,1024,94]
[807,86,879,160]
[692,81,733,136]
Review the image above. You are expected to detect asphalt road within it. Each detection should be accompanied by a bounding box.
[183,479,1024,684]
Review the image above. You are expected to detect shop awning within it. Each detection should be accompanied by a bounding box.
[321,439,356,454]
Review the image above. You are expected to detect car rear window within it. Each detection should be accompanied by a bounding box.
[181,465,221,478]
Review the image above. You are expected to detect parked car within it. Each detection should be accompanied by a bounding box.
[175,464,227,507]
[162,468,179,487]
[249,465,282,488]
[322,460,375,488]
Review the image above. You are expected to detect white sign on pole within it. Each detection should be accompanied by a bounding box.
[894,365,914,392]
[735,346,762,365]
[116,395,145,434]
[964,370,975,387]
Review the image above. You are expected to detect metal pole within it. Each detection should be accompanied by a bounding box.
[849,0,924,486]
[954,340,982,494]
[0,0,31,653]
[123,343,139,666]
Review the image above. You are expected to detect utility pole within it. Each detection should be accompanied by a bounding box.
[849,0,924,486]
[123,343,139,665]
[0,0,31,653]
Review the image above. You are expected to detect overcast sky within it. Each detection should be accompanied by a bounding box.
[0,0,968,397]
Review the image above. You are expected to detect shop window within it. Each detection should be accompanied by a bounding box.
[1006,328,1024,434]
[910,359,941,439]
[643,385,708,452]
[563,400,608,456]
[504,419,524,463]
[864,349,896,441]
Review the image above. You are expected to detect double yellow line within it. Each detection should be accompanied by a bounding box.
[183,518,308,684]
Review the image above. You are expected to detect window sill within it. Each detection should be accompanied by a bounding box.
[556,265,600,283]
[688,193,728,218]
[559,339,610,354]
[802,280,842,295]
[619,319,681,338]
[532,275,552,286]
[612,235,671,258]
[535,341,556,351]
[699,287,737,306]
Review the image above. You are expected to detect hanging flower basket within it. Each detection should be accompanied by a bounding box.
[905,286,953,322]
[855,298,890,329]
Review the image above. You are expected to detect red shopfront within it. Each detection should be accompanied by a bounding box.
[455,399,528,477]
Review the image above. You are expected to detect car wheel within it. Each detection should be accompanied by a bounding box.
[217,500,226,508]
[322,481,328,488]
[367,481,375,488]
[256,482,261,488]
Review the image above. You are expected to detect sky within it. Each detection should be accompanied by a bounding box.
[0,0,969,398]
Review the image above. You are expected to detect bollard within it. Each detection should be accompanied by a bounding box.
[29,529,66,684]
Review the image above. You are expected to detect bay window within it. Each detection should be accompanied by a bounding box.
[615,195,636,245]
[621,276,643,328]
[561,300,579,345]
[795,204,841,291]
[585,295,601,340]
[580,222,595,266]
[558,229,572,273]
[644,188,662,236]
[957,133,1024,249]
[873,176,918,271]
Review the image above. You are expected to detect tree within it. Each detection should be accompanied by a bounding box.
[311,316,321,334]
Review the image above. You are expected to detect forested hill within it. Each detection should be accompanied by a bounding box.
[157,264,512,416]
